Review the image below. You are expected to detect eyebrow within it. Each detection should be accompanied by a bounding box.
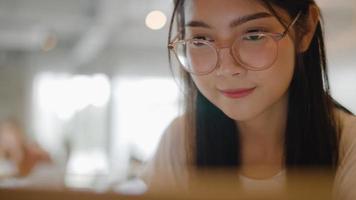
[185,12,273,29]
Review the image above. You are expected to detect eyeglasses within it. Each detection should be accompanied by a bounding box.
[168,11,302,75]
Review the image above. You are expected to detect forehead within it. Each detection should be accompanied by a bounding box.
[184,0,270,22]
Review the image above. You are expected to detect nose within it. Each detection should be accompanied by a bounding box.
[215,47,246,76]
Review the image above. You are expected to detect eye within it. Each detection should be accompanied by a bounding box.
[189,35,213,47]
[242,27,269,42]
[191,39,209,47]
[242,32,267,42]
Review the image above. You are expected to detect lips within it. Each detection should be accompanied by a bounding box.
[219,87,256,99]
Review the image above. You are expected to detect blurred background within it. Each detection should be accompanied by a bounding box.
[0,0,355,192]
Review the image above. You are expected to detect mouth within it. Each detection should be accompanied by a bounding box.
[219,87,256,99]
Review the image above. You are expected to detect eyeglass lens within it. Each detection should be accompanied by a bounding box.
[175,34,279,74]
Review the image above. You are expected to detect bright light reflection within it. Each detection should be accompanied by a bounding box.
[90,74,111,107]
[35,73,111,120]
[113,77,180,161]
[65,149,109,188]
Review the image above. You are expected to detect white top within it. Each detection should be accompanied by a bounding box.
[141,110,356,199]
[238,169,286,192]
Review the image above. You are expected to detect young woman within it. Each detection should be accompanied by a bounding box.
[142,0,356,198]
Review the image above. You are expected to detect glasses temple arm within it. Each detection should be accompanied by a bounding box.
[168,35,181,49]
[282,11,303,37]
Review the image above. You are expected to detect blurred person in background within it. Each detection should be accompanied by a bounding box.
[0,118,51,178]
[142,0,356,199]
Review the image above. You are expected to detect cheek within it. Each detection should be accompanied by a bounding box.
[255,39,296,99]
[191,75,222,109]
[191,75,215,95]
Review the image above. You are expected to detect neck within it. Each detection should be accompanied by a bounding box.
[237,94,288,148]
[236,94,288,170]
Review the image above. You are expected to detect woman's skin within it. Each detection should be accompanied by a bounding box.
[184,0,319,178]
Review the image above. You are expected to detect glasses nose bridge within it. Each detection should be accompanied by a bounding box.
[216,42,233,52]
[216,44,236,64]
[214,44,246,77]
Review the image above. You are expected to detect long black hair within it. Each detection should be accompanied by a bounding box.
[168,0,353,170]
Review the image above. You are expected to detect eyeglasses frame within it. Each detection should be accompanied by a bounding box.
[168,11,302,75]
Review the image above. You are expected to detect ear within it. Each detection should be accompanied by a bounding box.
[298,5,320,53]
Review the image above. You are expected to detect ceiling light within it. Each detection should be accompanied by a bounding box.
[145,10,167,30]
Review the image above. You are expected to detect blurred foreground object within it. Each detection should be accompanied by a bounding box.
[0,118,51,177]
[0,168,334,200]
[145,167,334,200]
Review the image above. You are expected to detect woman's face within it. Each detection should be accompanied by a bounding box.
[184,0,296,121]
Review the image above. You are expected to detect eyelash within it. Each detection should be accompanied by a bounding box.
[192,35,214,42]
[190,27,270,42]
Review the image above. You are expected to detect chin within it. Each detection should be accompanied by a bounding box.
[219,105,261,122]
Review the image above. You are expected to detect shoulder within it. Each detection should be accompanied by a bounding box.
[146,114,187,164]
[337,109,356,155]
[149,114,187,168]
[162,115,185,141]
[334,110,356,198]
[140,115,188,188]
